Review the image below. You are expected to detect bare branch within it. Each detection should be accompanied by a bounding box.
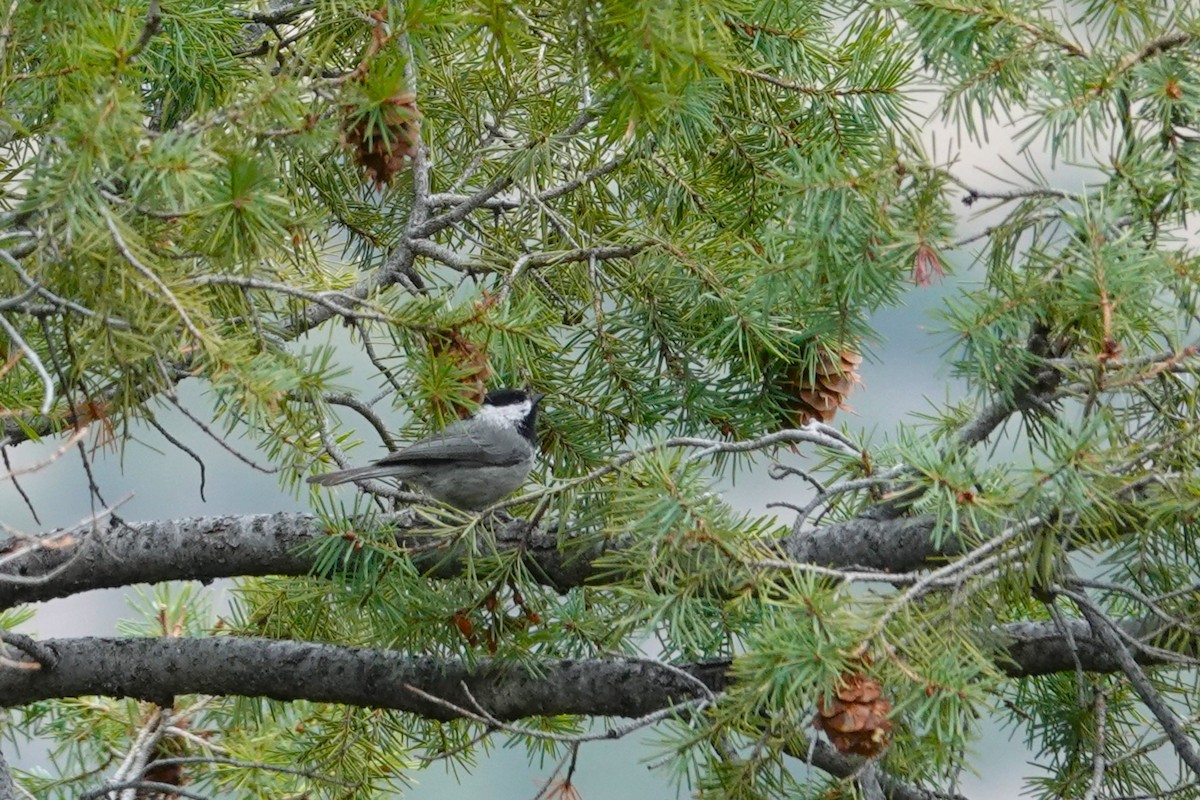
[0,636,728,718]
[860,515,1047,646]
[0,0,20,69]
[131,755,348,786]
[498,239,651,304]
[0,426,89,480]
[163,395,280,475]
[230,0,316,25]
[0,249,131,329]
[110,706,170,800]
[428,152,626,212]
[0,507,935,607]
[406,237,476,271]
[0,445,40,525]
[500,241,654,285]
[324,393,399,451]
[1083,688,1107,800]
[732,66,896,96]
[492,423,861,517]
[144,414,209,501]
[126,0,162,61]
[82,780,211,800]
[0,286,42,311]
[185,275,393,324]
[1113,32,1192,77]
[0,747,16,800]
[0,631,57,670]
[409,176,514,239]
[402,681,713,744]
[945,172,1083,207]
[312,412,424,505]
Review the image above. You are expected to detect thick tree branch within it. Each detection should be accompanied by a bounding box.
[0,637,967,800]
[0,509,948,608]
[0,618,1184,726]
[1001,616,1188,676]
[783,513,945,570]
[0,511,324,609]
[0,617,1182,800]
[0,636,728,718]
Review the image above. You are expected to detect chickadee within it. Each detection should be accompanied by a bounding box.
[307,389,543,509]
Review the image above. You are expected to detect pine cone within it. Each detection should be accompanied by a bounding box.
[814,671,893,757]
[783,349,862,424]
[341,92,421,188]
[429,329,493,410]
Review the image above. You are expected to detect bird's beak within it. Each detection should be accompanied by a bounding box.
[530,392,546,406]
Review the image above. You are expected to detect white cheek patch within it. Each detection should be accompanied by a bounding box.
[475,400,531,427]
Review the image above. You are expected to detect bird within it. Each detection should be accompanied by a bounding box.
[307,388,544,509]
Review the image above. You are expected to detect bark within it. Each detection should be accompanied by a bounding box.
[0,614,1178,800]
[0,511,321,609]
[0,617,1176,712]
[0,510,943,609]
[999,616,1184,676]
[783,513,945,570]
[0,749,12,800]
[0,636,729,718]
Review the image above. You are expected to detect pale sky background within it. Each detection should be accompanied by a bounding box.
[0,110,1109,796]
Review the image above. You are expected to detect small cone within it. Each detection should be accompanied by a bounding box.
[814,671,893,757]
[428,329,493,412]
[341,92,421,188]
[784,349,862,424]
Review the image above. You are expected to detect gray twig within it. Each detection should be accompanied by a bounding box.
[0,631,57,670]
[1083,688,1108,800]
[1070,590,1200,780]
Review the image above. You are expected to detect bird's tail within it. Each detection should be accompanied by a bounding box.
[307,465,406,486]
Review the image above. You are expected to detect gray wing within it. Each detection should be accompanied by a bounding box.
[372,419,528,467]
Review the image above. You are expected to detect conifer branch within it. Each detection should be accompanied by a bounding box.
[0,313,53,414]
[0,622,1186,717]
[0,624,1187,800]
[1067,589,1200,780]
[733,67,897,97]
[101,208,204,343]
[230,1,316,26]
[0,631,57,670]
[5,0,1200,792]
[184,275,393,323]
[126,0,162,61]
[427,151,626,212]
